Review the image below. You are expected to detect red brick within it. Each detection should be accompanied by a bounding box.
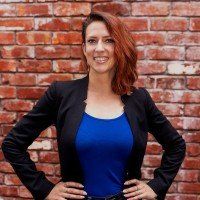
[190,18,200,31]
[29,151,38,162]
[183,117,200,130]
[93,2,130,16]
[35,18,70,31]
[157,104,183,116]
[18,59,51,72]
[183,131,200,143]
[178,182,200,194]
[167,33,200,45]
[132,2,169,16]
[156,77,185,89]
[16,4,52,16]
[0,4,16,16]
[168,182,177,193]
[0,60,18,72]
[36,163,55,175]
[146,142,162,155]
[187,77,200,90]
[0,173,3,184]
[147,47,184,60]
[19,186,32,198]
[137,61,166,75]
[1,46,34,58]
[186,47,200,61]
[0,185,18,196]
[2,73,36,86]
[0,162,14,173]
[35,46,70,59]
[146,90,163,103]
[136,76,155,89]
[40,126,57,138]
[164,91,200,103]
[186,143,200,156]
[52,140,58,151]
[185,104,200,117]
[17,87,46,99]
[4,174,22,186]
[143,155,161,167]
[151,18,188,31]
[17,112,27,121]
[39,151,59,163]
[0,112,16,124]
[175,169,198,182]
[132,33,165,45]
[0,150,3,161]
[141,167,154,180]
[172,2,200,16]
[120,18,148,31]
[53,60,82,73]
[37,74,73,85]
[71,17,84,31]
[1,125,14,136]
[54,164,61,176]
[0,32,15,44]
[0,86,16,98]
[2,100,33,111]
[167,62,200,75]
[52,32,82,45]
[54,2,91,16]
[0,18,33,31]
[71,45,82,58]
[16,32,51,45]
[168,117,183,130]
[47,176,60,185]
[166,195,197,200]
[136,46,145,60]
[182,157,200,169]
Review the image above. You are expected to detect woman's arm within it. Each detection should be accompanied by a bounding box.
[1,81,58,200]
[142,88,186,200]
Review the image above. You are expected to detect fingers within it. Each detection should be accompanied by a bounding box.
[61,192,85,199]
[124,179,140,185]
[66,187,87,196]
[65,181,84,188]
[61,181,87,199]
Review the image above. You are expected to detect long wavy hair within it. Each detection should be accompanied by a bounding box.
[81,11,138,95]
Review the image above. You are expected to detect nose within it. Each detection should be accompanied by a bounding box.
[95,40,105,52]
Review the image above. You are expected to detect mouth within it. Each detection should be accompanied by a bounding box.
[94,57,109,64]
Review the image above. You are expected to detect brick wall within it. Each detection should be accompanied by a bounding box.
[0,1,199,199]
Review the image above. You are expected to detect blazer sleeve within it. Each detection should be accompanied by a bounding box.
[142,88,186,200]
[1,81,58,200]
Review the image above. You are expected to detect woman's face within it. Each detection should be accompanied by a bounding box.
[82,21,116,77]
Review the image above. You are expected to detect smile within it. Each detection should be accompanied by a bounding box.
[94,57,109,63]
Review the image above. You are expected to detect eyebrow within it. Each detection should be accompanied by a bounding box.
[87,36,112,38]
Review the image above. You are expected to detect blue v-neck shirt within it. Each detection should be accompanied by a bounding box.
[75,112,134,197]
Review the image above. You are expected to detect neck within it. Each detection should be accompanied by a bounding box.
[88,71,114,95]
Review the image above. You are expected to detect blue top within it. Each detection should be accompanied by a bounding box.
[75,111,134,197]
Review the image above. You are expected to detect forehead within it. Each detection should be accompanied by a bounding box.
[86,21,111,38]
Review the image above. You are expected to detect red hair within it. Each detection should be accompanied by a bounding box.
[81,11,138,95]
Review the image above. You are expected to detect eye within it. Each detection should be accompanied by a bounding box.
[106,39,114,43]
[87,39,96,44]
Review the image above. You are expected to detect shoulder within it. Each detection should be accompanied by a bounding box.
[129,87,150,101]
[51,77,84,97]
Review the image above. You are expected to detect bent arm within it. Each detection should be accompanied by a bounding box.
[142,88,186,200]
[1,82,58,200]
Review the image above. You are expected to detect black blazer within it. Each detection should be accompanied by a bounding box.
[2,74,186,200]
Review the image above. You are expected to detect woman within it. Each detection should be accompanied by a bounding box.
[2,11,186,200]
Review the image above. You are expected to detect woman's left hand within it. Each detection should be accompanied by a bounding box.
[123,179,157,200]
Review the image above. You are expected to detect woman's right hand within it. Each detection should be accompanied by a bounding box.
[46,181,87,200]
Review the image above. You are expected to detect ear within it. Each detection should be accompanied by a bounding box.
[82,43,86,56]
